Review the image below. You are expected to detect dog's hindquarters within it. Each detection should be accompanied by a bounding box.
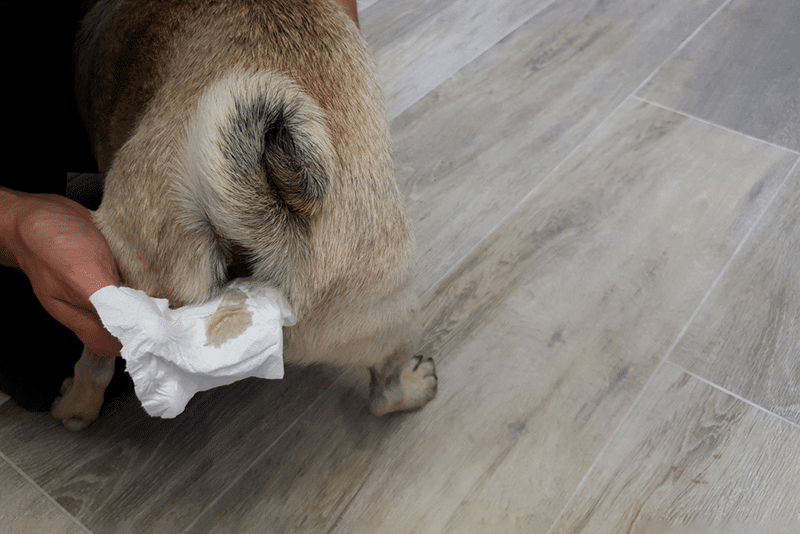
[59,0,437,430]
[89,69,335,310]
[172,70,336,297]
[98,66,421,365]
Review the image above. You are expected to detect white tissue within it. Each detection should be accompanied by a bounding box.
[89,279,296,418]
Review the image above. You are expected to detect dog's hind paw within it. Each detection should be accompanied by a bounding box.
[51,377,103,431]
[369,355,438,416]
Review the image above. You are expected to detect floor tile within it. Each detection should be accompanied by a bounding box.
[638,0,800,151]
[0,365,337,534]
[548,363,800,533]
[389,0,727,292]
[669,160,800,423]
[190,100,795,533]
[4,2,798,533]
[362,0,554,119]
[0,457,88,534]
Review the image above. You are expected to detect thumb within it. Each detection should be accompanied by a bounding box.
[47,296,122,359]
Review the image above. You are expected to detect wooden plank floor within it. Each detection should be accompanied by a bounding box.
[0,454,88,534]
[2,0,798,532]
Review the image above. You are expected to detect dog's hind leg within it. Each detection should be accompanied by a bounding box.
[368,350,438,417]
[52,346,115,430]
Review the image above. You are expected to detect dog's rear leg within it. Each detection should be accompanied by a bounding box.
[368,350,438,417]
[52,346,115,431]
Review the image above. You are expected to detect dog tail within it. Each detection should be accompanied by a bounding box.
[175,69,333,220]
[172,69,335,282]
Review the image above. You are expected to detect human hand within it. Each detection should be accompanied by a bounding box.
[1,190,122,358]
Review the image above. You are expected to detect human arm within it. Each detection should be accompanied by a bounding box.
[0,187,122,359]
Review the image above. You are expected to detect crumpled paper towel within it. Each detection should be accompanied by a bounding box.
[89,279,296,418]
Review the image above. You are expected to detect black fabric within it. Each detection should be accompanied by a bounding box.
[1,1,98,194]
[1,1,129,412]
[0,269,85,411]
[67,172,106,211]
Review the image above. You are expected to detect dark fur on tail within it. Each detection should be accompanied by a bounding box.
[221,94,329,219]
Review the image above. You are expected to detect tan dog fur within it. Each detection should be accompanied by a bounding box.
[52,0,437,430]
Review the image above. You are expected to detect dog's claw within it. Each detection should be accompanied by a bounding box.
[369,355,438,416]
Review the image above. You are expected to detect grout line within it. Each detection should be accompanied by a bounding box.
[0,450,93,534]
[665,360,800,429]
[659,155,799,362]
[423,0,738,299]
[542,0,786,530]
[634,96,800,155]
[385,0,562,121]
[335,0,748,520]
[544,141,800,534]
[628,0,735,98]
[423,84,641,297]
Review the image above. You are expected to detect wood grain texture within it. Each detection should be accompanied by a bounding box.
[2,1,799,533]
[0,457,89,534]
[0,365,338,534]
[356,0,381,11]
[548,363,800,533]
[638,0,800,152]
[669,161,800,423]
[418,96,796,372]
[185,100,796,533]
[361,0,555,119]
[389,0,727,293]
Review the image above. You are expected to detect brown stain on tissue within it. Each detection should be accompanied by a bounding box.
[205,289,253,347]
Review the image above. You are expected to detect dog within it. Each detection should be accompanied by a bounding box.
[51,0,437,430]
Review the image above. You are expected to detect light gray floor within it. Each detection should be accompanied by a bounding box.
[2,0,798,532]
